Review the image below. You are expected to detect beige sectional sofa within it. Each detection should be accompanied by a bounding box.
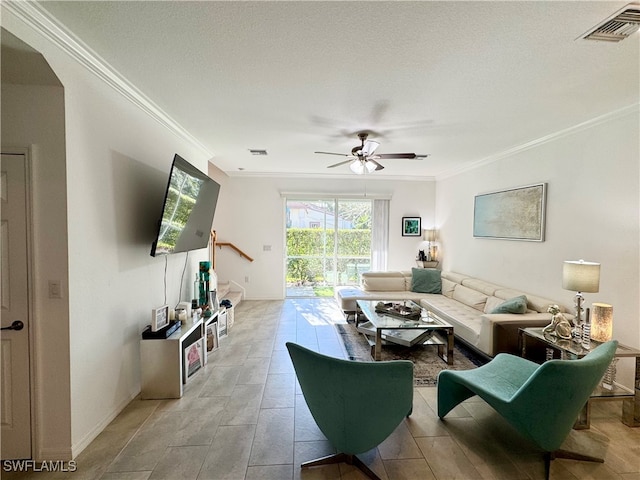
[335,270,569,358]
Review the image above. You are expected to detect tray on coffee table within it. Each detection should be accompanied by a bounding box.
[374,301,422,320]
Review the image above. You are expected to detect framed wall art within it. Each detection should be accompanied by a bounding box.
[473,183,547,241]
[402,217,421,237]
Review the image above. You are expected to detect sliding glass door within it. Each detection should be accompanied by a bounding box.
[286,198,372,297]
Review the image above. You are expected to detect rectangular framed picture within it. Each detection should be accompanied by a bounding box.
[206,322,219,355]
[218,310,228,340]
[208,289,219,315]
[183,340,203,382]
[402,217,421,237]
[151,305,170,332]
[473,183,547,241]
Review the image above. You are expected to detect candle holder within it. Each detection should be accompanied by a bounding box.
[591,303,613,342]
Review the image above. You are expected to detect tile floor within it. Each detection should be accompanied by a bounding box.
[4,299,639,480]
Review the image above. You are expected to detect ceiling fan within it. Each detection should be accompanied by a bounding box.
[315,132,429,174]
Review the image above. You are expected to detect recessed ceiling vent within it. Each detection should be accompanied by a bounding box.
[249,149,268,156]
[581,4,640,42]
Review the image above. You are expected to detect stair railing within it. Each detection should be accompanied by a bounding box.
[210,230,254,269]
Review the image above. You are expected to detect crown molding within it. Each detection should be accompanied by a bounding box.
[225,170,436,181]
[437,103,639,181]
[279,191,393,200]
[3,1,212,157]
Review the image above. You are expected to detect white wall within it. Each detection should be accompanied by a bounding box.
[2,84,72,460]
[2,16,213,458]
[63,64,210,456]
[436,108,640,386]
[211,176,435,299]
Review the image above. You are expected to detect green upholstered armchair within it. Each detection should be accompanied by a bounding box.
[437,340,618,480]
[286,342,413,480]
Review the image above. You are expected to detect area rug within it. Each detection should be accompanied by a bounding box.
[336,323,487,386]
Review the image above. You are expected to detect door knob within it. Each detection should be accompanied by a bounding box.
[1,320,24,331]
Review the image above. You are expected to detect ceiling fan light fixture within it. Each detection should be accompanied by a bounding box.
[349,160,363,174]
[349,159,377,174]
[365,161,377,173]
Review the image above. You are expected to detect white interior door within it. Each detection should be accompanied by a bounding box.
[1,153,32,459]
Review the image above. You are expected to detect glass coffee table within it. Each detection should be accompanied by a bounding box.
[355,299,454,364]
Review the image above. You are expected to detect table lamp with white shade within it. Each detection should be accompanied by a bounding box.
[562,260,600,340]
[423,228,437,261]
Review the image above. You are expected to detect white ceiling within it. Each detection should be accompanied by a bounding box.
[36,1,639,179]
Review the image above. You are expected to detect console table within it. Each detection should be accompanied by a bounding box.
[519,327,640,429]
[415,261,439,269]
[141,312,218,399]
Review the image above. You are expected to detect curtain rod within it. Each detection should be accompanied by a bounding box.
[279,192,392,200]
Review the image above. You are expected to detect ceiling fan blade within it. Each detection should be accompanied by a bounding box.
[375,153,419,159]
[361,140,380,157]
[315,151,349,157]
[327,159,354,168]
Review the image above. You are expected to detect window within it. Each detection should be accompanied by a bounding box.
[285,198,372,297]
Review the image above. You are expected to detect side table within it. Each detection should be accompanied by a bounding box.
[519,327,640,429]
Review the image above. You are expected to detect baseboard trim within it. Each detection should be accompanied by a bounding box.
[70,391,139,459]
[34,447,73,462]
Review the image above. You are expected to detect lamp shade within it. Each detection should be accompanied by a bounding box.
[425,229,437,242]
[591,303,613,342]
[562,260,600,293]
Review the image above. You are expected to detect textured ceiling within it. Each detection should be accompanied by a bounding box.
[36,1,639,179]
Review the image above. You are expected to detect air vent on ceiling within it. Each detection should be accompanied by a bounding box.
[249,149,268,156]
[580,4,640,42]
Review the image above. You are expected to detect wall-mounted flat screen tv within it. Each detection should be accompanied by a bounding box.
[150,154,221,257]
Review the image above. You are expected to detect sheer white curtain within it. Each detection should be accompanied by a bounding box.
[371,199,389,271]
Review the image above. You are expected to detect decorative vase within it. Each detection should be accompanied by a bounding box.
[198,261,211,307]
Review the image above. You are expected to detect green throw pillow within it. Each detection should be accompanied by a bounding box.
[490,295,528,314]
[411,268,442,294]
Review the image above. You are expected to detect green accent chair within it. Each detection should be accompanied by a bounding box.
[437,340,617,480]
[286,342,413,480]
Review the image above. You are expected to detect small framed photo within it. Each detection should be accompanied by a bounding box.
[206,322,219,355]
[218,310,228,340]
[208,289,219,315]
[151,305,170,332]
[402,217,421,237]
[183,340,203,381]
